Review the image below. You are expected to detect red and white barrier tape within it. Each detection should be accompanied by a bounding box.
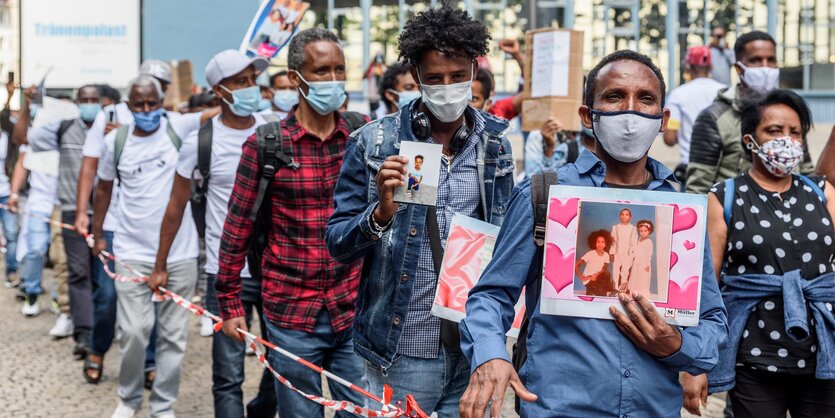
[3,203,427,417]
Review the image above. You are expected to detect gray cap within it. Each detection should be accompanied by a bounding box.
[205,49,269,87]
[139,59,173,84]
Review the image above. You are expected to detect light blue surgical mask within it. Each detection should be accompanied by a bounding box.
[133,108,164,132]
[257,98,272,112]
[296,72,346,115]
[29,104,39,121]
[79,103,102,122]
[389,89,421,111]
[219,84,260,117]
[272,90,298,112]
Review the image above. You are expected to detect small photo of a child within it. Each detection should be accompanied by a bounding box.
[575,229,615,296]
[610,208,637,288]
[393,141,442,207]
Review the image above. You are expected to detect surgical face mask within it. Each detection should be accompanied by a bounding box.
[417,68,473,123]
[738,62,780,92]
[133,108,164,132]
[591,110,663,163]
[389,89,421,111]
[219,84,261,117]
[746,135,803,177]
[272,90,298,112]
[79,103,102,122]
[257,98,272,112]
[296,72,346,115]
[29,104,39,120]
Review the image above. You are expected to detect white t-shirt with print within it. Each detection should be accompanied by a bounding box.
[97,119,198,263]
[176,113,267,276]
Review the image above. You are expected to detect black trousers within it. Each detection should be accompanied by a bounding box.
[62,210,94,339]
[730,366,835,418]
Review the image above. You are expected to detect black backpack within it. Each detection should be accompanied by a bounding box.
[511,169,558,413]
[246,111,367,279]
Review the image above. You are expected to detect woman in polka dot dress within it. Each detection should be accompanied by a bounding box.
[681,90,835,417]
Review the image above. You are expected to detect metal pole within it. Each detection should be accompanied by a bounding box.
[666,0,678,90]
[703,0,711,45]
[361,0,370,75]
[766,0,777,36]
[327,0,334,30]
[603,0,610,55]
[399,0,406,31]
[564,0,575,29]
[631,1,640,51]
[464,0,473,15]
[529,0,537,30]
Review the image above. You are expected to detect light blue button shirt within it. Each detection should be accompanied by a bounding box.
[460,150,729,417]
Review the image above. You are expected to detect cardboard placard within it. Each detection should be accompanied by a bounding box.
[164,60,193,109]
[522,28,584,132]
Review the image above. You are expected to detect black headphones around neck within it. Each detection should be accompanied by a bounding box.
[410,100,471,154]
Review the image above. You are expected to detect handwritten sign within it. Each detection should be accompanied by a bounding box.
[531,31,571,98]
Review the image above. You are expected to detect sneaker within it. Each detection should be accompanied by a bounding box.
[49,313,74,338]
[21,294,40,317]
[50,298,60,315]
[3,272,19,288]
[153,413,176,418]
[110,402,136,418]
[15,288,26,301]
[199,316,213,337]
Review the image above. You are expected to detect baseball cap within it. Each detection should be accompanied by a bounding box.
[685,46,712,67]
[140,59,173,84]
[205,50,269,87]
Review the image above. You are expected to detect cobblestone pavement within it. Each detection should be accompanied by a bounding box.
[0,268,725,418]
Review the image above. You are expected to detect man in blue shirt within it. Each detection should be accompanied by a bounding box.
[459,50,729,418]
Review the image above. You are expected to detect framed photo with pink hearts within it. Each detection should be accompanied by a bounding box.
[539,185,707,327]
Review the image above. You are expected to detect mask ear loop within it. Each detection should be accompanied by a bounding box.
[744,134,758,153]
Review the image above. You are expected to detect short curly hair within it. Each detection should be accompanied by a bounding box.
[587,229,613,252]
[397,3,490,67]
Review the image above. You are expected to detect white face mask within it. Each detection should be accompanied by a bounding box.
[416,66,473,123]
[738,62,780,92]
[591,110,663,163]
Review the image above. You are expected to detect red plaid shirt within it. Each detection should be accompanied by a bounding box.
[215,111,365,332]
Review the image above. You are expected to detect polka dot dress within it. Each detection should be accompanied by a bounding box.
[712,173,835,374]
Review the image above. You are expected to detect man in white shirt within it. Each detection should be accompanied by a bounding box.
[664,46,726,185]
[91,76,198,418]
[149,49,277,418]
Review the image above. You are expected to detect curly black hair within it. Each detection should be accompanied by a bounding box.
[587,229,613,252]
[397,3,490,67]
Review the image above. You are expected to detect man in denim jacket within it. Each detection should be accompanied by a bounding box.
[325,6,514,416]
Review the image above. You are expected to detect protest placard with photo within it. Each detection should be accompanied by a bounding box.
[538,185,707,327]
[393,141,442,207]
[240,0,310,59]
[430,214,525,338]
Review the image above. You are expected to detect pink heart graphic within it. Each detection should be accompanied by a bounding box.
[544,242,575,295]
[657,276,699,310]
[670,252,679,269]
[672,205,698,234]
[548,198,580,228]
[683,240,696,251]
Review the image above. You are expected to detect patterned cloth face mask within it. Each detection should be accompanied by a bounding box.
[747,135,804,177]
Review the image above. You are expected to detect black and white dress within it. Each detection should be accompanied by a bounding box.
[712,172,835,374]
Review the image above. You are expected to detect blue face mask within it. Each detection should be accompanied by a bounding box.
[219,85,261,117]
[390,89,421,110]
[296,72,346,115]
[257,98,272,112]
[79,103,102,122]
[29,104,39,120]
[133,108,164,132]
[272,90,298,112]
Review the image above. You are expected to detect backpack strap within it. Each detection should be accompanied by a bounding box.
[113,125,131,185]
[251,121,296,222]
[197,118,213,181]
[797,175,827,205]
[566,140,579,164]
[531,170,558,246]
[165,120,182,151]
[56,119,75,143]
[722,177,734,227]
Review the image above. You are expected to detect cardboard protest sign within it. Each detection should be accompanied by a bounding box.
[431,215,525,338]
[522,29,584,132]
[163,60,193,110]
[241,0,310,59]
[538,186,707,327]
[32,96,79,129]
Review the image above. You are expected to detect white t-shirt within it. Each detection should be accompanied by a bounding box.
[97,119,198,263]
[0,132,10,197]
[83,104,202,231]
[176,113,266,276]
[666,77,726,164]
[580,250,609,282]
[19,145,57,215]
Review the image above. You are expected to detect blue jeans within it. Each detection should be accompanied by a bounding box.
[265,310,364,418]
[205,274,276,417]
[0,195,17,273]
[364,346,470,418]
[20,211,51,295]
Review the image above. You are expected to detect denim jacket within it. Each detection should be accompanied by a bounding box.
[709,270,835,392]
[325,104,515,369]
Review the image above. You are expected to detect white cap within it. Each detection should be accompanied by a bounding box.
[205,50,269,87]
[139,59,173,84]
